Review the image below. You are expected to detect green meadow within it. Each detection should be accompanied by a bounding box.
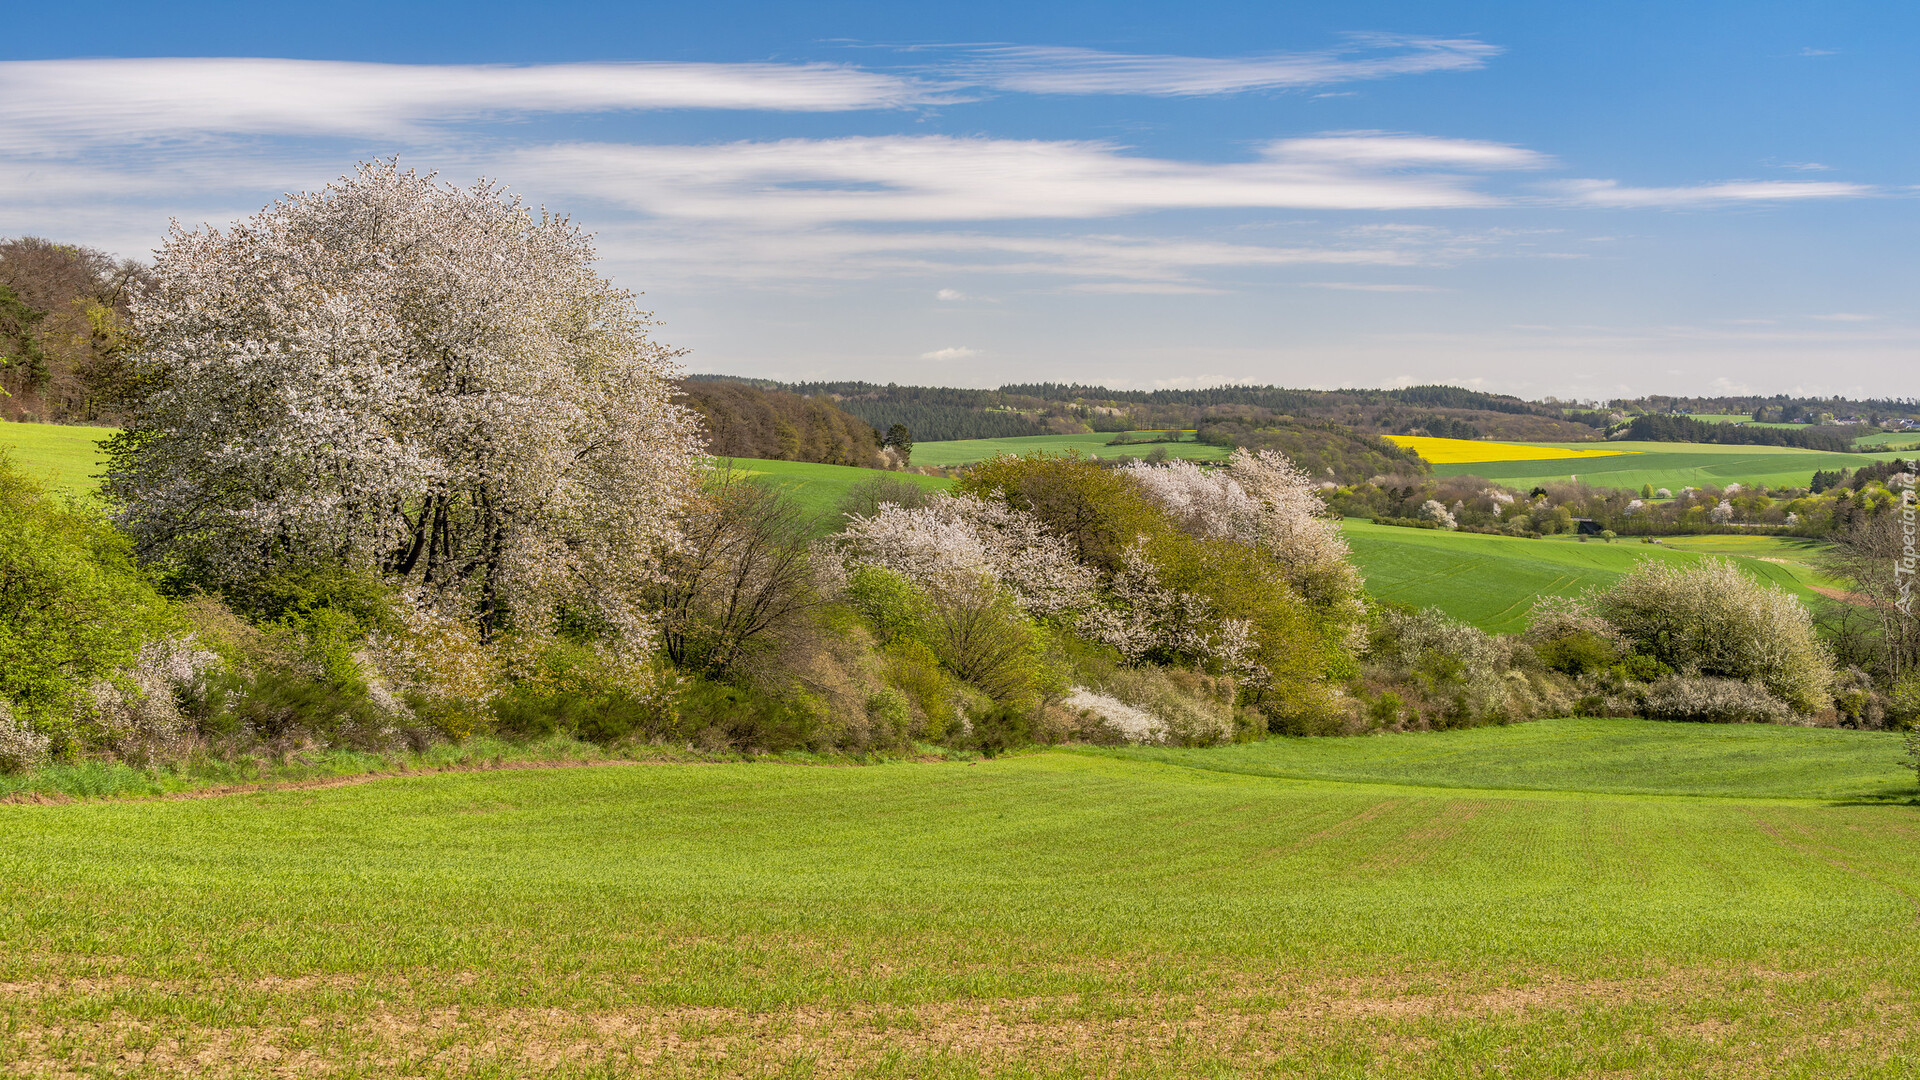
[6,719,1919,1078]
[1340,518,1826,632]
[0,419,115,496]
[1854,430,1920,450]
[913,431,1231,467]
[730,456,953,521]
[1433,439,1917,492]
[0,424,953,524]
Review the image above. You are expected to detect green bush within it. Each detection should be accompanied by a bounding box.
[0,454,172,742]
[844,566,931,647]
[967,701,1033,757]
[1534,631,1620,676]
[1613,653,1675,682]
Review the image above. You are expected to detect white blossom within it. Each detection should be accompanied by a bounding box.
[1419,499,1458,529]
[836,492,1096,618]
[1121,449,1365,617]
[109,161,702,643]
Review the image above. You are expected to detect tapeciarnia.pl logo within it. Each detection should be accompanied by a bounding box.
[1898,472,1917,616]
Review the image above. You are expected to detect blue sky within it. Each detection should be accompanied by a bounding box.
[3,1,1913,399]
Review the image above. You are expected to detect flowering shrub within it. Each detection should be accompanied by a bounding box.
[1123,449,1366,621]
[836,492,1096,619]
[0,699,50,773]
[1359,606,1570,730]
[1583,557,1832,713]
[107,161,702,647]
[1639,675,1794,724]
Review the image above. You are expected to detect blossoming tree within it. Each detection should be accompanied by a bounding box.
[108,161,701,642]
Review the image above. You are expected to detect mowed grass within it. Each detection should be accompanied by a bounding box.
[1431,440,1917,492]
[0,419,115,496]
[913,431,1232,467]
[5,721,1920,1078]
[1341,518,1822,631]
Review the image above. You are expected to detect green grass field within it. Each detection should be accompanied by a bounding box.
[1433,439,1917,492]
[1341,518,1826,631]
[913,431,1232,467]
[6,720,1918,1077]
[731,457,953,522]
[0,425,952,526]
[0,419,115,495]
[1853,430,1920,451]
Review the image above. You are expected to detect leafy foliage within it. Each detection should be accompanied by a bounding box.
[0,455,172,740]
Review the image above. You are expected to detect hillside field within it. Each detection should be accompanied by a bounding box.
[913,431,1231,467]
[1427,439,1917,492]
[731,457,953,521]
[0,419,115,495]
[6,719,1918,1078]
[0,424,954,524]
[1340,518,1828,631]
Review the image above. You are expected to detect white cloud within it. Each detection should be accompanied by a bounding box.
[920,346,977,360]
[507,133,1528,224]
[0,58,948,151]
[952,36,1499,96]
[935,288,968,300]
[1264,132,1550,170]
[1556,178,1874,207]
[1808,312,1875,322]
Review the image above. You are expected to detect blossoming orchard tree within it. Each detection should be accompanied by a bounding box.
[107,161,702,642]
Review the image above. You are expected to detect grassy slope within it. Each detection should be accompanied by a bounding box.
[1433,440,1916,491]
[6,723,1919,1077]
[913,431,1232,467]
[1341,518,1822,631]
[1097,717,1909,800]
[1853,430,1920,450]
[732,457,953,522]
[0,419,115,496]
[0,426,951,523]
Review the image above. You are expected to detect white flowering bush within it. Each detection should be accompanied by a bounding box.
[108,160,702,646]
[75,638,221,759]
[1077,539,1264,687]
[1122,449,1366,637]
[1064,666,1235,747]
[0,698,50,773]
[836,492,1096,619]
[1583,557,1832,713]
[1419,499,1458,529]
[1640,675,1794,724]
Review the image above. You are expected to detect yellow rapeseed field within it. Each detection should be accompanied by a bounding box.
[1387,435,1635,464]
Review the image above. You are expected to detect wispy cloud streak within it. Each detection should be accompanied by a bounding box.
[948,36,1499,95]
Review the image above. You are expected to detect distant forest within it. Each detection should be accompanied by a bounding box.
[1624,414,1856,452]
[677,378,885,467]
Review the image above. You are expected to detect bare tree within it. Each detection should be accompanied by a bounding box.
[654,470,819,674]
[1824,511,1920,681]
